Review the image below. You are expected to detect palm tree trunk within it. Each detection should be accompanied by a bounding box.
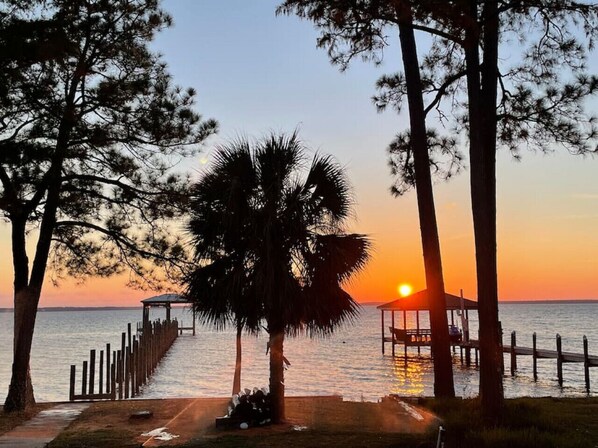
[268,330,285,423]
[395,0,455,398]
[232,323,242,395]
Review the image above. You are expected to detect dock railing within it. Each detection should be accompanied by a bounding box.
[69,319,178,401]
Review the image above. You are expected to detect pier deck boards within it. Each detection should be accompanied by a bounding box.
[458,340,598,366]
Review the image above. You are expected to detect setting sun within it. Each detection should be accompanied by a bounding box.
[398,283,413,297]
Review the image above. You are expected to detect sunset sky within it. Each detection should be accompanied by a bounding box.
[1,0,597,307]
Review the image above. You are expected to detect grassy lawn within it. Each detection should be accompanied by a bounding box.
[0,403,54,436]
[181,432,433,448]
[36,396,598,447]
[48,396,437,447]
[425,397,598,448]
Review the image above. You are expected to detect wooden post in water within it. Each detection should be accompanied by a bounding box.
[127,323,132,354]
[89,350,96,394]
[416,310,421,355]
[134,337,140,396]
[583,335,590,393]
[99,350,104,394]
[403,310,407,359]
[110,362,116,400]
[510,331,517,376]
[391,311,395,357]
[69,365,76,401]
[112,351,117,397]
[556,334,563,387]
[117,349,123,399]
[532,332,538,381]
[124,346,130,399]
[498,321,504,374]
[82,360,88,396]
[106,343,111,394]
[380,310,384,354]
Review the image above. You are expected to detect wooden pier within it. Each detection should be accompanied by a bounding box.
[495,332,595,391]
[69,319,179,401]
[388,329,597,393]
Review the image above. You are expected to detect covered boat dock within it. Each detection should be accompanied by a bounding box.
[377,289,478,358]
[141,293,196,335]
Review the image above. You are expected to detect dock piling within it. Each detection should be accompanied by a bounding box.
[556,334,563,387]
[82,361,88,396]
[89,350,96,395]
[510,331,517,376]
[99,350,104,395]
[69,365,75,402]
[584,336,590,392]
[533,332,538,381]
[391,311,395,357]
[381,311,385,355]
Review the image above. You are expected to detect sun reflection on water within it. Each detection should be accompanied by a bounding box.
[389,355,432,396]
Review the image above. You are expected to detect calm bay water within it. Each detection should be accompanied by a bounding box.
[0,302,596,402]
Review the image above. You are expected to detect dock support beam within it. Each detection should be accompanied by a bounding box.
[498,321,504,374]
[533,332,538,381]
[381,311,385,354]
[510,331,517,376]
[416,310,420,355]
[556,334,563,387]
[403,310,407,359]
[391,311,396,357]
[584,335,590,393]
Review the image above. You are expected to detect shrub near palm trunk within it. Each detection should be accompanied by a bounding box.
[186,132,371,423]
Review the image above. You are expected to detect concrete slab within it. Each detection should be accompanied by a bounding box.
[0,403,89,448]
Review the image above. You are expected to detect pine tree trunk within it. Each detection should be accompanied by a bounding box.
[396,0,455,398]
[268,330,285,423]
[464,0,504,422]
[478,0,504,422]
[4,287,39,412]
[5,163,63,411]
[232,324,242,395]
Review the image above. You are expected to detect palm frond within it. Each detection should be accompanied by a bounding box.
[304,154,352,225]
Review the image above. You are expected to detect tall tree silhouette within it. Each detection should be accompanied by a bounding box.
[0,0,217,411]
[278,0,462,398]
[185,132,370,423]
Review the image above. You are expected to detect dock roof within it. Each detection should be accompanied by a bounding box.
[141,293,190,305]
[377,290,478,311]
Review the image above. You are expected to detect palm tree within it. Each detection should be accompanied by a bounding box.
[185,132,370,423]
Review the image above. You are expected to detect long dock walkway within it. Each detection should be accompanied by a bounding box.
[462,340,598,366]
[0,403,89,448]
[460,332,597,390]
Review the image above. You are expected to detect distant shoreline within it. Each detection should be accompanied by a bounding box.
[360,299,598,306]
[0,306,142,312]
[0,300,596,312]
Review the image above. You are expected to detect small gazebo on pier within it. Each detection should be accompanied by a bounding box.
[141,293,196,335]
[377,289,478,357]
